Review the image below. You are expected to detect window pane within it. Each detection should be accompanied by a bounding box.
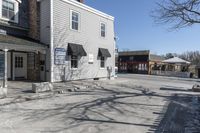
[9,11,15,20]
[71,56,78,68]
[72,21,78,30]
[101,23,106,37]
[2,0,8,9]
[74,22,78,30]
[101,31,105,37]
[72,22,76,30]
[72,12,78,22]
[8,2,14,11]
[2,9,8,18]
[100,57,105,68]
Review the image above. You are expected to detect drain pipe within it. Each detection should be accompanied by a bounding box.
[50,0,54,82]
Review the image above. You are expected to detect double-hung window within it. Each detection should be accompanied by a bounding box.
[71,11,80,31]
[71,55,78,69]
[2,0,15,21]
[100,57,105,68]
[101,23,106,37]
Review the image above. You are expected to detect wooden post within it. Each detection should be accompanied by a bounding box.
[3,49,8,88]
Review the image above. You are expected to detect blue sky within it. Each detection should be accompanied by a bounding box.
[85,0,200,55]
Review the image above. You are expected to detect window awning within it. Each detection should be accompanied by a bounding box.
[68,43,87,56]
[98,48,111,57]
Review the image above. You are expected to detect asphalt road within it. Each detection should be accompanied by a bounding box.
[0,74,200,133]
[118,73,198,90]
[117,74,200,133]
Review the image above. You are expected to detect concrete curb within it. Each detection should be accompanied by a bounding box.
[0,87,7,99]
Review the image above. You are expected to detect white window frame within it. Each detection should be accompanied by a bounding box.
[0,0,19,23]
[100,22,106,38]
[70,10,81,31]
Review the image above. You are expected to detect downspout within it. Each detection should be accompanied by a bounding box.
[113,21,116,78]
[50,0,54,82]
[148,50,150,74]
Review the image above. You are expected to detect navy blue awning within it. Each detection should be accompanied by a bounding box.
[68,43,87,56]
[98,48,111,57]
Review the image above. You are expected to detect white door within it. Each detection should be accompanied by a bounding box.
[13,53,27,79]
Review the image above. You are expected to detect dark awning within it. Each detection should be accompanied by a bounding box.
[68,43,87,56]
[98,48,111,57]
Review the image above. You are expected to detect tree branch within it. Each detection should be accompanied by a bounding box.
[152,0,200,29]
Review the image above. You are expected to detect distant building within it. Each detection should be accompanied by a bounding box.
[118,50,164,74]
[151,57,191,78]
[189,65,200,78]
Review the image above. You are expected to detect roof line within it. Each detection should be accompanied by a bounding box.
[60,0,114,21]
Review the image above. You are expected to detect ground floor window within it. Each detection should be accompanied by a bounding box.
[71,55,78,69]
[139,63,148,71]
[100,57,105,68]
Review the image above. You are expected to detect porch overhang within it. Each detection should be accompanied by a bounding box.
[0,35,47,54]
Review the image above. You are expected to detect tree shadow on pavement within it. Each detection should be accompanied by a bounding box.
[4,81,200,133]
[160,87,191,92]
[10,82,174,133]
[147,94,200,133]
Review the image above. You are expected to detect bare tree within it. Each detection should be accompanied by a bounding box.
[179,51,200,65]
[152,0,200,29]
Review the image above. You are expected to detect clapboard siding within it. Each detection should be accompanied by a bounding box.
[52,0,115,81]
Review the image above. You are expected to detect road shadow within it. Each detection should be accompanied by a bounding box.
[8,82,172,132]
[22,90,34,93]
[160,87,191,92]
[3,81,200,133]
[147,94,200,133]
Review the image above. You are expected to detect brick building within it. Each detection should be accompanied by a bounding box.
[118,50,164,74]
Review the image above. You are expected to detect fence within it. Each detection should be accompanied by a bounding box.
[151,70,191,78]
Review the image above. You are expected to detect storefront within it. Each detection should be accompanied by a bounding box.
[0,35,47,88]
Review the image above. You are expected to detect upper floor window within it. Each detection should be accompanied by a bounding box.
[0,0,19,23]
[101,23,106,37]
[2,0,15,21]
[71,10,80,31]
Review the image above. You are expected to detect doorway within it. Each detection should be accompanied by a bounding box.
[13,53,27,80]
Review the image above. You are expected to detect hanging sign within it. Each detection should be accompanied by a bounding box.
[88,54,94,63]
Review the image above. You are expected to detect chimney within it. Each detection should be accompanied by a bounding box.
[77,0,84,3]
[28,0,40,40]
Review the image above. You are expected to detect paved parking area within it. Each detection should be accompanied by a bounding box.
[0,74,200,133]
